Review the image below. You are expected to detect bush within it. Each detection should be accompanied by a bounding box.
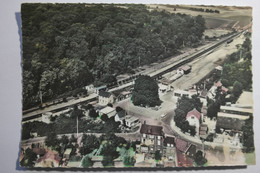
[81,156,93,168]
[154,150,161,161]
[123,156,136,166]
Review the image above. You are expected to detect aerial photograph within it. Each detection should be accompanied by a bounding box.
[20,3,254,168]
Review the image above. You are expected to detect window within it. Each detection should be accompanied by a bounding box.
[157,140,161,145]
[171,144,174,147]
[143,134,146,138]
[167,143,170,147]
[157,136,161,140]
[149,135,154,139]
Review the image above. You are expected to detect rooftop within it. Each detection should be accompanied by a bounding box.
[220,105,253,114]
[180,65,191,72]
[95,85,107,90]
[186,108,201,120]
[117,110,127,118]
[36,150,61,166]
[125,115,139,123]
[164,136,175,146]
[140,123,164,136]
[99,106,115,114]
[216,115,246,131]
[99,91,112,98]
[176,149,193,167]
[175,138,189,153]
[217,112,250,120]
[236,91,253,108]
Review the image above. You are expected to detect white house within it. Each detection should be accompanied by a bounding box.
[124,115,139,128]
[98,91,114,105]
[42,112,52,124]
[114,110,127,124]
[99,106,116,118]
[186,109,202,136]
[84,84,95,94]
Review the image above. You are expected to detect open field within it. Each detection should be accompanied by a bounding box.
[148,4,252,30]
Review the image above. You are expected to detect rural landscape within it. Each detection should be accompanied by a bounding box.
[20,4,254,168]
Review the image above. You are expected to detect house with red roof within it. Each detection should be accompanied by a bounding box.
[186,108,203,136]
[175,138,196,167]
[34,150,61,168]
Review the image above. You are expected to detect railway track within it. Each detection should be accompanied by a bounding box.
[22,32,241,122]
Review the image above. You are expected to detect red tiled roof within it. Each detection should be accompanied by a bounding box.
[222,86,228,93]
[33,148,46,155]
[215,81,222,87]
[37,150,61,165]
[180,65,191,71]
[176,149,194,167]
[186,109,201,120]
[140,124,163,136]
[175,138,189,153]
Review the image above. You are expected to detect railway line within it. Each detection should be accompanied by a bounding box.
[22,31,241,122]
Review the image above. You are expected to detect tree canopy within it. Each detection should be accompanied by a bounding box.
[22,4,206,109]
[174,95,202,134]
[132,75,161,107]
[221,36,252,102]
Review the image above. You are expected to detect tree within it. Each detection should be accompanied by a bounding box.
[189,126,196,136]
[132,75,161,107]
[22,4,206,109]
[174,95,202,129]
[80,134,100,155]
[115,106,123,113]
[242,117,255,153]
[60,135,69,146]
[89,108,98,119]
[154,150,161,161]
[101,143,120,167]
[101,114,109,122]
[81,156,93,168]
[232,81,243,97]
[20,148,37,168]
[123,156,136,166]
[45,132,59,149]
[194,150,207,166]
[207,102,219,120]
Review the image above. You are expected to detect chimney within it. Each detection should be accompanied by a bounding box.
[144,120,146,125]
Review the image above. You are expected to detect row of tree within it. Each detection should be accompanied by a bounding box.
[221,36,252,102]
[80,133,137,167]
[189,7,220,13]
[22,104,120,140]
[22,4,206,109]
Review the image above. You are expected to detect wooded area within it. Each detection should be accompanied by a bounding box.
[22,4,206,109]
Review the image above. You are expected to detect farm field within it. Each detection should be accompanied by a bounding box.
[148,4,252,34]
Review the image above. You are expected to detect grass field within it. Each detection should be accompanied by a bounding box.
[244,152,256,165]
[147,4,252,30]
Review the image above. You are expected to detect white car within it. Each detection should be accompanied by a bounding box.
[161,113,166,118]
